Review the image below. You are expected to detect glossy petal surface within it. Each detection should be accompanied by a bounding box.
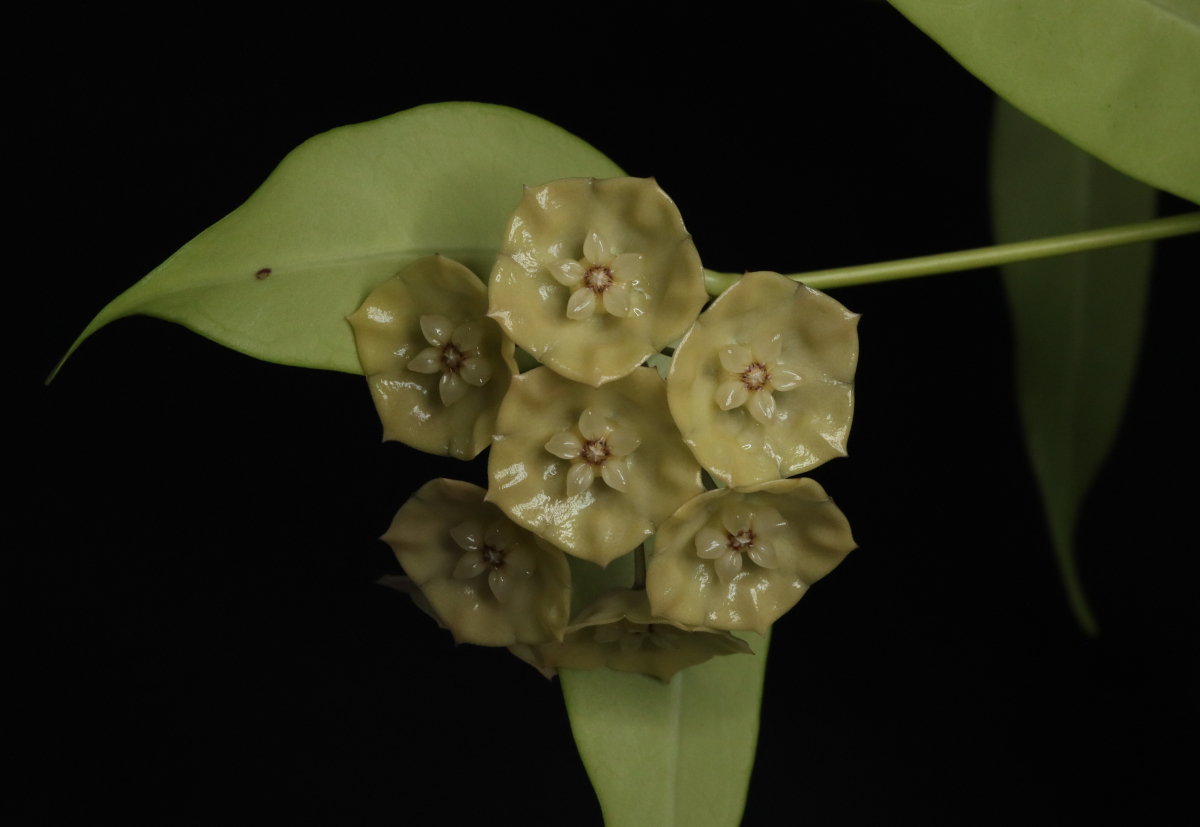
[488,177,707,387]
[646,479,856,635]
[381,479,571,646]
[488,367,703,566]
[348,255,518,459]
[668,271,859,487]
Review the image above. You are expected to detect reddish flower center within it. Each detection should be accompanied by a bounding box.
[482,544,506,568]
[440,344,467,372]
[727,529,755,552]
[582,438,611,466]
[583,266,614,293]
[740,362,770,391]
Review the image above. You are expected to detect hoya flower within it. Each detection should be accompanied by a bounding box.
[694,501,787,585]
[487,366,703,567]
[646,478,856,635]
[668,271,859,488]
[348,255,518,459]
[488,177,708,387]
[544,407,642,497]
[382,479,571,647]
[536,587,751,682]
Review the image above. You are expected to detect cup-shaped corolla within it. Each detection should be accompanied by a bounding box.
[536,587,751,682]
[382,479,571,646]
[487,366,704,567]
[646,478,856,635]
[488,177,708,387]
[667,271,859,487]
[348,255,518,459]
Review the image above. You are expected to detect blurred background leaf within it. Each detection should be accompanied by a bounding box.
[990,98,1157,634]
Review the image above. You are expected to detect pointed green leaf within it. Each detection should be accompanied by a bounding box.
[51,102,623,380]
[560,629,769,827]
[990,98,1157,634]
[889,0,1200,203]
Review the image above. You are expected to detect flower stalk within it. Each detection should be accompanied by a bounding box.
[703,211,1200,295]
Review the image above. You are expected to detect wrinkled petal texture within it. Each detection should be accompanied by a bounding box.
[488,177,708,387]
[536,588,751,682]
[348,255,519,459]
[487,366,704,567]
[381,479,572,646]
[646,479,856,635]
[668,271,859,487]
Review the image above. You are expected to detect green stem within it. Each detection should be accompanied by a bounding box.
[704,211,1200,296]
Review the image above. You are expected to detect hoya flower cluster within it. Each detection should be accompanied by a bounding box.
[350,177,859,681]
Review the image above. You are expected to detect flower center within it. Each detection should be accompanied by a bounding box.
[582,438,611,466]
[583,266,615,293]
[441,343,467,372]
[481,544,506,568]
[740,362,770,392]
[728,529,755,552]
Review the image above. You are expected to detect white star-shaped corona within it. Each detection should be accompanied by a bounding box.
[547,230,645,320]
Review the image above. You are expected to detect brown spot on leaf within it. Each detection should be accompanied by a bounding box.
[255,268,272,280]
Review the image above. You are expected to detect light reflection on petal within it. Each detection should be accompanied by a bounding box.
[603,285,631,317]
[770,368,802,391]
[567,289,597,320]
[758,335,782,365]
[545,431,583,460]
[600,458,629,492]
[439,372,468,406]
[695,526,727,559]
[407,347,442,374]
[749,389,775,424]
[714,551,743,585]
[567,463,596,498]
[420,314,454,347]
[578,408,608,441]
[715,381,749,411]
[459,357,491,386]
[450,520,484,551]
[548,259,586,287]
[488,569,514,603]
[584,230,611,265]
[607,427,641,457]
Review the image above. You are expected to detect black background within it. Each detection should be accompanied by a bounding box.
[19,4,1193,822]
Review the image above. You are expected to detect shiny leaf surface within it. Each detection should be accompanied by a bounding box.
[990,98,1157,634]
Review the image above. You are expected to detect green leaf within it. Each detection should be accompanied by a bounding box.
[560,629,769,827]
[889,0,1200,204]
[563,541,769,826]
[50,102,624,380]
[990,97,1157,634]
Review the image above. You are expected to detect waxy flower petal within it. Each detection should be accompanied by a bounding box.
[667,271,859,487]
[487,366,704,567]
[348,255,518,460]
[646,478,856,635]
[488,177,708,387]
[382,479,571,646]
